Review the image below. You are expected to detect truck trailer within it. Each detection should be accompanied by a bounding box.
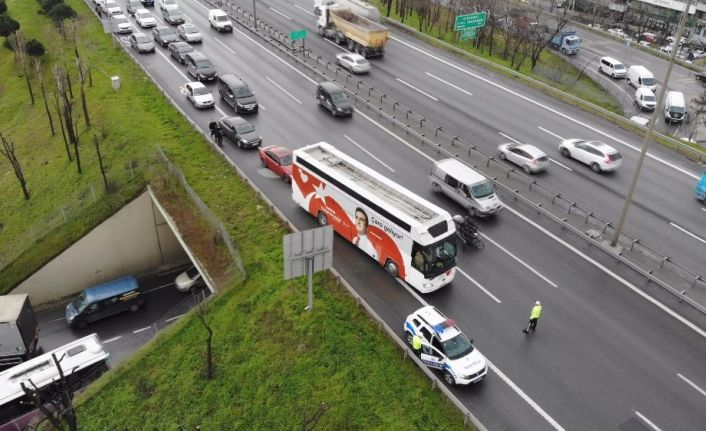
[314,0,389,58]
[0,294,39,370]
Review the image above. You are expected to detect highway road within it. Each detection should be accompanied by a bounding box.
[90,0,706,429]
[237,1,706,298]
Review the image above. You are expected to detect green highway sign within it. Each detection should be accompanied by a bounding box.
[454,11,487,31]
[460,28,477,41]
[290,29,308,41]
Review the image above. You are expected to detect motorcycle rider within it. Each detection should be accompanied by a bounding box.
[452,214,479,242]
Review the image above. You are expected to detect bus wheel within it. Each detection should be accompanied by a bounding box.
[317,211,328,226]
[129,304,140,312]
[385,259,399,277]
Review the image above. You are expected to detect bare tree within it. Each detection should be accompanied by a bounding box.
[11,31,35,105]
[55,64,81,174]
[70,22,90,128]
[35,59,55,136]
[0,131,30,200]
[93,133,109,190]
[528,18,566,72]
[53,92,72,161]
[301,401,334,431]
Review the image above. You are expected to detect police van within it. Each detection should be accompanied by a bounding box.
[404,306,487,386]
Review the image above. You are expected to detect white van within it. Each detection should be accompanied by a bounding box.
[664,91,686,123]
[599,56,627,78]
[635,87,657,111]
[429,159,503,217]
[627,65,656,91]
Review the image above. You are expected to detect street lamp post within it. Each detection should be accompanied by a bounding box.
[610,0,693,247]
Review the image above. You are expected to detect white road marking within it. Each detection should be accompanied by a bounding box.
[192,1,209,11]
[549,158,573,171]
[538,126,565,141]
[103,336,122,344]
[499,132,522,144]
[269,7,292,20]
[165,314,184,323]
[425,72,473,96]
[265,76,302,104]
[343,134,396,172]
[325,38,349,52]
[294,5,314,16]
[214,37,235,54]
[133,326,152,334]
[634,411,662,431]
[669,222,706,244]
[354,109,435,162]
[481,234,558,288]
[487,358,566,431]
[390,36,701,180]
[677,373,706,397]
[156,49,190,81]
[259,103,267,111]
[457,268,502,303]
[395,78,439,101]
[234,27,317,85]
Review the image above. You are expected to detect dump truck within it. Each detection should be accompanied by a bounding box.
[314,0,389,58]
[551,30,581,55]
[0,294,39,370]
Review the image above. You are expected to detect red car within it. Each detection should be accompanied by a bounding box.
[258,145,293,183]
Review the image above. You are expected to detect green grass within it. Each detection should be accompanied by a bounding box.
[369,0,623,114]
[0,1,472,429]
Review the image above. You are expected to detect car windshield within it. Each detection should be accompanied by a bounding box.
[169,11,183,17]
[235,123,255,134]
[161,29,176,36]
[234,86,253,97]
[135,35,150,43]
[116,17,128,24]
[418,237,456,278]
[441,333,474,360]
[671,106,686,113]
[178,45,193,53]
[643,94,656,102]
[615,64,626,70]
[216,15,229,22]
[470,181,494,198]
[196,60,212,68]
[331,91,348,102]
[280,154,293,165]
[186,267,199,278]
[192,86,210,96]
[71,292,89,313]
[642,78,655,86]
[138,13,151,19]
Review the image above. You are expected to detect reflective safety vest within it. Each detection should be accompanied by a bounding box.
[530,305,542,320]
[412,334,422,350]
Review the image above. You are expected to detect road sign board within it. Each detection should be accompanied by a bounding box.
[290,29,308,41]
[460,28,477,41]
[454,12,487,31]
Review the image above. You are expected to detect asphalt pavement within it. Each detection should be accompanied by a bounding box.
[83,1,706,430]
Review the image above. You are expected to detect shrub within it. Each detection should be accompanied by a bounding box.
[38,0,63,14]
[0,14,20,37]
[0,1,7,15]
[26,38,44,56]
[46,2,75,23]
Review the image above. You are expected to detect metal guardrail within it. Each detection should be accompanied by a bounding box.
[208,0,706,316]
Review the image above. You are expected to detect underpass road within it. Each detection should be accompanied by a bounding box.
[91,1,706,429]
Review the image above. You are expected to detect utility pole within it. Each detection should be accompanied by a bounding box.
[252,0,257,28]
[610,0,693,247]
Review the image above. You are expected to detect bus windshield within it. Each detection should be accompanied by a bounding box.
[419,237,456,278]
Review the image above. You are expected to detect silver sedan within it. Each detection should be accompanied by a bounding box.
[335,53,370,74]
[497,143,549,173]
[178,23,202,43]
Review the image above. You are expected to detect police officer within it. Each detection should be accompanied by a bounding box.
[213,124,224,148]
[522,301,542,334]
[412,334,423,356]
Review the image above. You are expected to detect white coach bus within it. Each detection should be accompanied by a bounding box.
[292,142,457,293]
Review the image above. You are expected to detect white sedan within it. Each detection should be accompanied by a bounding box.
[335,53,370,74]
[178,23,203,43]
[497,143,549,173]
[135,8,157,28]
[184,82,214,109]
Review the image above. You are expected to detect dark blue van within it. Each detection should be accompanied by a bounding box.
[65,276,143,328]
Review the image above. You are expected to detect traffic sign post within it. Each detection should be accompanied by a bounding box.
[460,28,477,41]
[454,11,487,31]
[290,29,308,53]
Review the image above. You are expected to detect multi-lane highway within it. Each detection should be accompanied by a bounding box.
[93,0,706,429]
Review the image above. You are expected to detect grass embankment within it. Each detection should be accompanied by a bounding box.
[0,0,471,429]
[369,0,623,115]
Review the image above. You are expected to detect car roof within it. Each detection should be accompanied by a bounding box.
[220,73,245,87]
[136,8,150,14]
[585,140,617,153]
[133,32,147,37]
[635,87,654,96]
[318,81,343,92]
[600,56,622,64]
[222,116,247,126]
[411,306,462,342]
[263,146,292,156]
[187,81,205,88]
[502,143,545,157]
[434,158,486,184]
[187,52,207,60]
[182,23,198,29]
[83,276,139,303]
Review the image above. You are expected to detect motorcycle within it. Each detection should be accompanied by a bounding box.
[452,215,484,250]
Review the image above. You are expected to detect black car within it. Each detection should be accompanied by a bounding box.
[316,81,353,117]
[217,116,262,149]
[185,52,217,82]
[167,41,194,64]
[140,0,154,6]
[217,74,258,113]
[162,8,185,25]
[152,26,179,47]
